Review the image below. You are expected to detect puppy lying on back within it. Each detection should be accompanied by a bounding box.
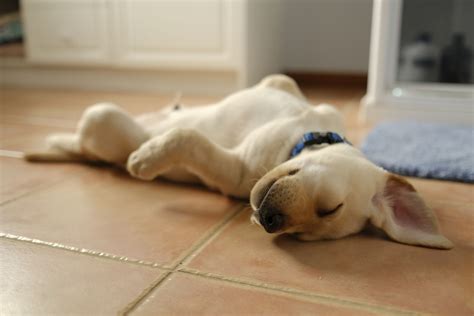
[26,74,453,249]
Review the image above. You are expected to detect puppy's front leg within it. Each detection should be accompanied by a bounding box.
[127,128,251,197]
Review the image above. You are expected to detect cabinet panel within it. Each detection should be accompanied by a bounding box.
[127,1,221,52]
[22,0,110,64]
[115,0,240,69]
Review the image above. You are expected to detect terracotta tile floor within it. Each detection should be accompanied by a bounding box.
[1,85,473,315]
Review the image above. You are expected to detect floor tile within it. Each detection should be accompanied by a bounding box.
[0,238,163,315]
[0,162,240,266]
[0,88,94,121]
[0,122,75,152]
[132,272,376,316]
[186,209,474,315]
[0,88,219,122]
[408,177,474,204]
[431,200,474,247]
[0,157,81,204]
[4,85,470,315]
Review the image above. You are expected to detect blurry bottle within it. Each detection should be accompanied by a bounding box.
[440,33,472,84]
[398,32,439,83]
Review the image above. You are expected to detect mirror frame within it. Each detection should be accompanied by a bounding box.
[360,0,474,125]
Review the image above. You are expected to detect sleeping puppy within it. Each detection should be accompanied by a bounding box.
[25,74,453,249]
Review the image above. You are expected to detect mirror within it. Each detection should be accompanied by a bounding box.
[361,0,473,125]
[397,0,473,85]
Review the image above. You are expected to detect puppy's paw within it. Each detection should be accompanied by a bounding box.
[127,147,157,180]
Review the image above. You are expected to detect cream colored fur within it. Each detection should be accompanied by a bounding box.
[25,75,453,249]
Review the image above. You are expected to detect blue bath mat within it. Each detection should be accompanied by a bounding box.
[361,121,474,183]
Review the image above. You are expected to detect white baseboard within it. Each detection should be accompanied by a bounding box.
[1,58,238,95]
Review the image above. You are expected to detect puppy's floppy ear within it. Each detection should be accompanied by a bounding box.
[370,174,453,249]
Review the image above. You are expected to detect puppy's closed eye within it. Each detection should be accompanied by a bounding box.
[317,203,343,218]
[288,169,300,176]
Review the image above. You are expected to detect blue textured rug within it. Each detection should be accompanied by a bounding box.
[361,121,474,183]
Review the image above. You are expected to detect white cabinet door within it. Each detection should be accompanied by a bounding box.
[114,0,241,70]
[22,0,110,65]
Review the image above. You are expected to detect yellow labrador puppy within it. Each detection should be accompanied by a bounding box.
[26,75,452,249]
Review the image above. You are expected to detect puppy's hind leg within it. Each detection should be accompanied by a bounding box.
[26,103,149,165]
[257,74,306,101]
[76,103,149,165]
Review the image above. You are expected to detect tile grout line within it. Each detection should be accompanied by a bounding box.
[170,203,246,269]
[1,194,466,315]
[0,212,461,316]
[177,268,418,316]
[118,271,173,316]
[0,200,431,315]
[0,232,170,270]
[0,151,74,207]
[120,204,246,314]
[134,196,419,315]
[0,177,69,208]
[1,180,462,315]
[118,203,417,316]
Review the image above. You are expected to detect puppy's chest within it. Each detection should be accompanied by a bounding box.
[200,108,308,149]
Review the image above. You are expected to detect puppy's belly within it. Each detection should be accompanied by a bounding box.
[161,167,201,184]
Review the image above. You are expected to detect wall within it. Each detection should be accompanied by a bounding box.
[282,0,373,74]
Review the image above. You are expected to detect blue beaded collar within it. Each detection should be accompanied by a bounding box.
[290,132,351,158]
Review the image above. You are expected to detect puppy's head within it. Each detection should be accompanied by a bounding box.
[250,144,453,249]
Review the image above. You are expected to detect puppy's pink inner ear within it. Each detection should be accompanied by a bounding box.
[385,176,438,234]
[371,174,452,249]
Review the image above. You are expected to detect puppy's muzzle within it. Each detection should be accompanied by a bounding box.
[253,171,300,233]
[259,207,285,233]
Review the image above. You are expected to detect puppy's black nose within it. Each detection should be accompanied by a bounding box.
[260,209,284,233]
